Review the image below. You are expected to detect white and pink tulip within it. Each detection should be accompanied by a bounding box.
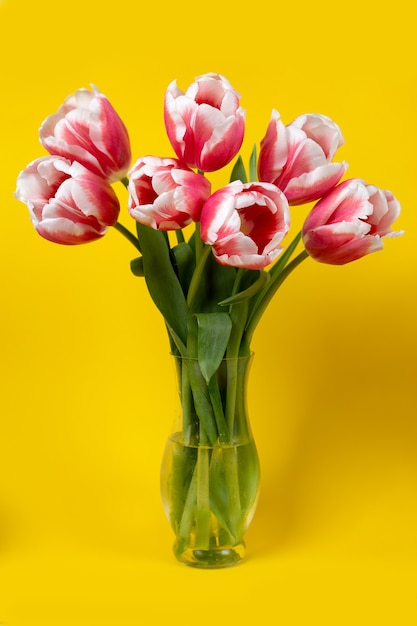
[164,73,245,173]
[258,110,347,205]
[39,86,131,183]
[200,180,290,270]
[302,178,402,264]
[128,156,212,230]
[15,156,120,244]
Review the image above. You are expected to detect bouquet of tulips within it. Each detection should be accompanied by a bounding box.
[15,73,402,566]
[15,73,402,359]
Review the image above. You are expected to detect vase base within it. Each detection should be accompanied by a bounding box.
[174,542,246,569]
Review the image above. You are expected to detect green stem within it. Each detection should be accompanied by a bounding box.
[186,243,212,309]
[179,362,196,445]
[208,377,229,443]
[177,461,198,545]
[194,222,204,264]
[226,269,250,358]
[195,446,211,550]
[225,357,239,436]
[222,446,242,539]
[120,176,130,189]
[113,221,141,252]
[245,249,309,344]
[224,270,251,435]
[268,230,303,281]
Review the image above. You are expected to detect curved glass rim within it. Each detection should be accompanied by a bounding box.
[170,351,254,362]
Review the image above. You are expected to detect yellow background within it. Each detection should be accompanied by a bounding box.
[0,0,416,624]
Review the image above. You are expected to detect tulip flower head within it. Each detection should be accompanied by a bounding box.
[39,86,131,183]
[128,156,212,230]
[258,110,347,205]
[200,181,290,270]
[164,73,245,172]
[15,156,120,244]
[302,179,403,264]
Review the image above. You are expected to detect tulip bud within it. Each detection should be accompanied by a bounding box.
[302,179,403,264]
[164,73,245,172]
[258,110,347,205]
[128,156,212,230]
[15,156,120,244]
[39,86,131,183]
[200,181,290,270]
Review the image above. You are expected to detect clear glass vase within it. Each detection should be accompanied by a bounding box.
[160,353,260,568]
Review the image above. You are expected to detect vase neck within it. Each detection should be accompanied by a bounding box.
[171,354,254,447]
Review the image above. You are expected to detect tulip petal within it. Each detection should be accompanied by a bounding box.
[36,217,105,245]
[292,113,344,160]
[284,161,348,205]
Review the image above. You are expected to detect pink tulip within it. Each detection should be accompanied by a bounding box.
[164,73,245,172]
[39,86,131,183]
[15,156,120,244]
[200,181,290,270]
[302,179,402,264]
[128,156,212,229]
[258,110,348,205]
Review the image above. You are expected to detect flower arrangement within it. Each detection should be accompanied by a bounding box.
[15,73,403,567]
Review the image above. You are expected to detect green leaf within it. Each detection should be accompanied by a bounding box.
[218,270,270,306]
[196,312,233,383]
[166,324,187,356]
[172,242,195,296]
[249,144,257,181]
[130,256,144,276]
[188,250,236,313]
[229,155,247,183]
[183,359,219,444]
[136,222,189,345]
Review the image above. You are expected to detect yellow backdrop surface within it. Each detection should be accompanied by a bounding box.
[0,0,416,624]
